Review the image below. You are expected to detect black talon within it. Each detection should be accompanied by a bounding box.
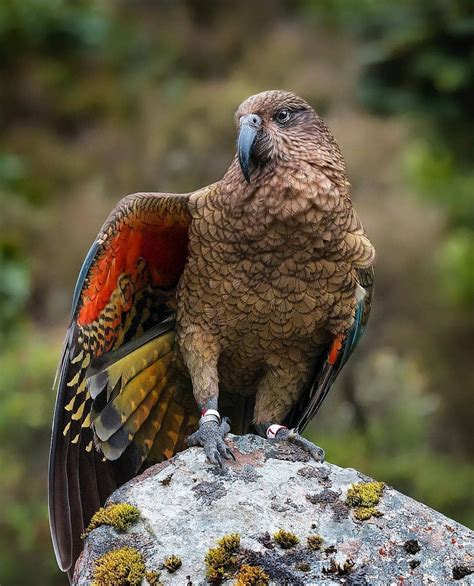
[226,448,236,461]
[215,451,223,468]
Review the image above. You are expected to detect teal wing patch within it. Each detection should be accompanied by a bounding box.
[286,266,374,432]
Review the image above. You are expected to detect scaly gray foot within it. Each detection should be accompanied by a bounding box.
[275,428,325,462]
[187,416,235,466]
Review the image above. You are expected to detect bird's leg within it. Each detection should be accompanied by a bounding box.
[254,423,325,462]
[253,359,325,462]
[187,397,235,466]
[179,335,235,466]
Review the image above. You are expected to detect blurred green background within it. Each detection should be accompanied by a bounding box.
[0,1,473,583]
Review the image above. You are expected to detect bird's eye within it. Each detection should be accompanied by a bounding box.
[275,109,291,124]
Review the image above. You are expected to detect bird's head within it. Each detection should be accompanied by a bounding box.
[234,90,343,183]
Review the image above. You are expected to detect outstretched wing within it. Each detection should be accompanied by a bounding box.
[286,266,374,432]
[48,190,203,578]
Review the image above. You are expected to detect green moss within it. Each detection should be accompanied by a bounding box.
[92,546,145,586]
[273,529,299,549]
[205,533,241,583]
[145,570,163,585]
[218,533,241,553]
[163,554,182,573]
[307,535,323,550]
[346,481,385,507]
[82,503,140,537]
[346,481,385,521]
[235,564,269,585]
[353,506,383,520]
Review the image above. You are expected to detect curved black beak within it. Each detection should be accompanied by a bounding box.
[238,114,262,183]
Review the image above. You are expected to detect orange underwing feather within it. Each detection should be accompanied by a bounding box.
[77,214,189,326]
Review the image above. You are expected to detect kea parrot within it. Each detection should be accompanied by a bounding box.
[49,90,375,579]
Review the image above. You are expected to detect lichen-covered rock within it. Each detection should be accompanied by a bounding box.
[74,434,474,585]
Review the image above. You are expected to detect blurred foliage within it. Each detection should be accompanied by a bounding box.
[438,228,474,307]
[0,243,30,342]
[406,142,474,229]
[405,141,474,307]
[0,1,472,584]
[353,0,474,313]
[356,0,474,158]
[0,333,60,584]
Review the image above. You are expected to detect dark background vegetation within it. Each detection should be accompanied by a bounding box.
[0,1,472,583]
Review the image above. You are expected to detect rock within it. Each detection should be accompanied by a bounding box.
[74,434,474,585]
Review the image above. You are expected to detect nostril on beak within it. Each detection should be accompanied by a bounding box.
[240,113,262,130]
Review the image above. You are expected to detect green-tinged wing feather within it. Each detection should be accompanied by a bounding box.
[286,266,374,432]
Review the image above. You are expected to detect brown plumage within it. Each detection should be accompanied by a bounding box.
[49,90,375,580]
[178,91,374,424]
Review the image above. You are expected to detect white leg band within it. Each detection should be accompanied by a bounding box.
[199,409,221,426]
[266,424,288,439]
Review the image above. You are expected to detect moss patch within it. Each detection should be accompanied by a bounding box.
[82,503,140,537]
[92,546,145,586]
[205,533,241,583]
[353,506,383,521]
[144,570,163,585]
[235,564,269,585]
[346,481,385,507]
[346,481,385,520]
[307,535,323,550]
[163,554,182,573]
[273,529,299,549]
[218,533,241,552]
